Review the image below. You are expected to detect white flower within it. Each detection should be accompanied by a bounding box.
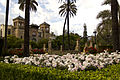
[5,56,10,59]
[46,62,51,67]
[81,65,86,70]
[25,61,32,65]
[11,55,18,58]
[114,59,119,63]
[4,59,9,63]
[68,64,73,68]
[71,67,78,72]
[52,62,57,67]
[68,67,72,71]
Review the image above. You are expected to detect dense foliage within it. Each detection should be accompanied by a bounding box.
[37,38,48,49]
[8,48,45,56]
[52,33,81,50]
[31,49,45,54]
[85,47,97,54]
[7,35,23,49]
[0,62,120,80]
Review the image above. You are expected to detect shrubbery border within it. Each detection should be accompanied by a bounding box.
[0,62,120,80]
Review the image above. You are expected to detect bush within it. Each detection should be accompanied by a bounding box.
[37,39,48,49]
[85,47,97,54]
[8,48,23,57]
[0,62,120,80]
[30,41,38,49]
[31,49,45,54]
[7,35,23,49]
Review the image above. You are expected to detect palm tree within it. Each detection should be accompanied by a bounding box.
[111,0,120,51]
[96,10,112,45]
[59,1,77,50]
[97,0,120,50]
[4,0,10,53]
[19,0,38,12]
[18,0,38,56]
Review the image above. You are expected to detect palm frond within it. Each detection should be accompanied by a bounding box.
[102,0,111,5]
[31,0,38,6]
[96,10,111,20]
[18,0,24,4]
[59,1,77,17]
[30,4,37,12]
[19,0,38,12]
[19,2,25,11]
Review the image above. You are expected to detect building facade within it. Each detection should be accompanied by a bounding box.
[0,16,50,42]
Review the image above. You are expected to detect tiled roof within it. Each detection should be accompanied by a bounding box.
[13,15,24,20]
[40,22,50,26]
[30,24,39,29]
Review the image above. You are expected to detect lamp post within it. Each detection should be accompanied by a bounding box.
[93,31,97,44]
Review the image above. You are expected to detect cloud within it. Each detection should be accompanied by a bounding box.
[0,0,112,36]
[0,0,6,7]
[0,13,4,24]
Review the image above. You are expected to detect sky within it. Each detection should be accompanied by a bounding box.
[0,0,119,36]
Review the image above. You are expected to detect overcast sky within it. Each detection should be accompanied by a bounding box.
[0,0,119,36]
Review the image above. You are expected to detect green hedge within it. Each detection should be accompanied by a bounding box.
[0,62,120,80]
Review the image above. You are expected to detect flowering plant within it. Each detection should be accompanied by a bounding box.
[3,51,120,72]
[31,49,45,54]
[9,48,23,57]
[85,47,97,54]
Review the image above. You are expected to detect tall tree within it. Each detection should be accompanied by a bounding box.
[59,1,77,50]
[18,0,38,56]
[83,23,88,44]
[4,0,10,53]
[96,0,120,49]
[96,10,112,45]
[111,0,120,50]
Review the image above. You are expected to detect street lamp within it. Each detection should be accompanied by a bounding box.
[93,31,97,44]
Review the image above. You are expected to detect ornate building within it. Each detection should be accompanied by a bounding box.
[0,16,50,42]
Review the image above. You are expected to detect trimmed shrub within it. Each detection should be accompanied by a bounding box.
[8,48,23,57]
[31,49,45,54]
[0,62,120,80]
[85,47,97,54]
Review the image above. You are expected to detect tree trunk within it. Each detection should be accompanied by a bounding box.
[4,0,9,52]
[63,15,67,50]
[111,0,120,51]
[67,0,70,50]
[24,0,30,56]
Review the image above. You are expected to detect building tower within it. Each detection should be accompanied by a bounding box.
[13,16,25,39]
[40,22,50,39]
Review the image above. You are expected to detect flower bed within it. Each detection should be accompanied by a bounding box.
[2,50,120,72]
[8,48,45,56]
[85,47,97,54]
[8,48,23,57]
[31,49,45,54]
